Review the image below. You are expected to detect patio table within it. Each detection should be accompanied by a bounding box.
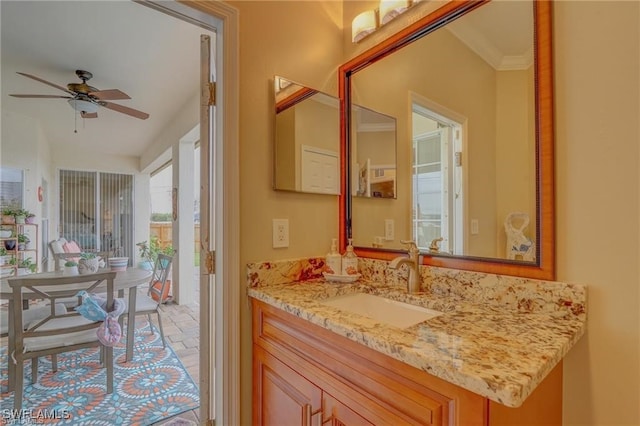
[1,267,152,390]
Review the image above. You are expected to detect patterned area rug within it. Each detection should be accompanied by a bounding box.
[0,320,199,425]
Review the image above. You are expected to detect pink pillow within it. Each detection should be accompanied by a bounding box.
[63,240,81,253]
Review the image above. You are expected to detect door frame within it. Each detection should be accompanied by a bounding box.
[137,1,240,424]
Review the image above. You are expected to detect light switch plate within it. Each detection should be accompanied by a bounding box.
[273,219,289,248]
[471,219,479,235]
[384,219,394,241]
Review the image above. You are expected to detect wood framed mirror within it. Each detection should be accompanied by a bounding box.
[339,0,555,280]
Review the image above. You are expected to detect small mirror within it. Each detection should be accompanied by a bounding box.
[352,105,397,199]
[273,76,340,195]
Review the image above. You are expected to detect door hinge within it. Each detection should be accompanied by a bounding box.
[455,151,462,167]
[205,250,216,274]
[208,82,216,106]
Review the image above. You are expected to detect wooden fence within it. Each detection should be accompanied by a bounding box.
[149,222,200,256]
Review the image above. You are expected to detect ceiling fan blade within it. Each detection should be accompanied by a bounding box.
[10,94,73,99]
[81,112,98,119]
[16,72,74,95]
[89,89,131,101]
[100,101,149,120]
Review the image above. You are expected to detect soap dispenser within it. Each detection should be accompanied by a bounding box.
[325,238,342,275]
[342,238,359,275]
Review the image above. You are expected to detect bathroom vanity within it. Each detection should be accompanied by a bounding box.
[248,258,586,425]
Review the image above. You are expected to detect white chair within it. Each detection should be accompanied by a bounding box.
[7,271,117,410]
[123,253,173,348]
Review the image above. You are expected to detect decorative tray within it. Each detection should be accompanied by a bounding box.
[322,272,361,283]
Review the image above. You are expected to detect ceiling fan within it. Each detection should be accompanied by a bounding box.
[9,69,149,120]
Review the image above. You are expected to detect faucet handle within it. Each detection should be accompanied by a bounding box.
[400,240,419,254]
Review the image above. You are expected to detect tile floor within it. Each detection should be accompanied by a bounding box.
[150,287,201,425]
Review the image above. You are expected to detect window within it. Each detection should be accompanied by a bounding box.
[0,167,24,210]
[59,170,134,259]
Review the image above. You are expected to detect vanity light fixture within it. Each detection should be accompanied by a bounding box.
[352,9,378,43]
[352,0,414,43]
[379,0,411,25]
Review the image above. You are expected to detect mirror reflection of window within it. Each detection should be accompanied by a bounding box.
[411,105,463,254]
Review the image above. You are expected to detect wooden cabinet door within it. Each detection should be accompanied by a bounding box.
[323,393,375,426]
[254,345,322,426]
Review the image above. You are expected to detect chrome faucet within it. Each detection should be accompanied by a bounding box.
[389,240,422,293]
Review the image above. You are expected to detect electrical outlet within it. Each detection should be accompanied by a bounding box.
[471,219,479,235]
[384,219,394,241]
[272,219,289,248]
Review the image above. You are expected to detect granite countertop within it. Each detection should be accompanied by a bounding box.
[248,277,586,408]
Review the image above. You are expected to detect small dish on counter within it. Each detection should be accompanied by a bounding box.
[322,272,361,283]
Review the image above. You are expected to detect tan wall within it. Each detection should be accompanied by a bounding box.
[227,1,344,424]
[554,1,640,424]
[495,68,536,258]
[229,1,640,424]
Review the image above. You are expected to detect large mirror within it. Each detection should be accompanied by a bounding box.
[340,0,555,279]
[273,76,340,195]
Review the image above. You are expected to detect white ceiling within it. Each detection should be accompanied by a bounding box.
[447,0,533,70]
[1,1,212,158]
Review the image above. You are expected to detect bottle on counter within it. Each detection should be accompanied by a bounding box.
[325,238,342,275]
[342,238,359,275]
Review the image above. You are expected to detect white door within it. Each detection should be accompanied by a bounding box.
[301,145,339,194]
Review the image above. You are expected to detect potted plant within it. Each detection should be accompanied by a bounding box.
[64,260,79,275]
[78,252,100,274]
[17,234,30,251]
[25,212,36,224]
[14,209,29,224]
[2,208,17,225]
[4,238,16,251]
[137,236,175,270]
[17,257,36,275]
[0,247,7,266]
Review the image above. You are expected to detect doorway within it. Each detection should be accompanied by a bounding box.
[411,98,465,255]
[139,1,240,424]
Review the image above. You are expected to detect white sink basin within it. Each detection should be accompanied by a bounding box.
[321,293,442,328]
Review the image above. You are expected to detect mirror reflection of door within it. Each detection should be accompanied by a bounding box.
[411,104,463,254]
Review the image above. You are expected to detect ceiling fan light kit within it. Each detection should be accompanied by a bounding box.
[10,69,149,122]
[68,98,99,114]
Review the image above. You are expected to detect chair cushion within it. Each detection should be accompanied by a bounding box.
[63,240,82,254]
[23,316,98,352]
[0,303,67,336]
[50,240,65,255]
[119,294,159,314]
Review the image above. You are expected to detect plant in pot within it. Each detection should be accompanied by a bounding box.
[64,260,79,275]
[25,212,36,224]
[17,257,36,275]
[2,208,17,225]
[17,234,30,251]
[14,209,29,224]
[4,238,16,251]
[78,252,100,275]
[137,236,175,271]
